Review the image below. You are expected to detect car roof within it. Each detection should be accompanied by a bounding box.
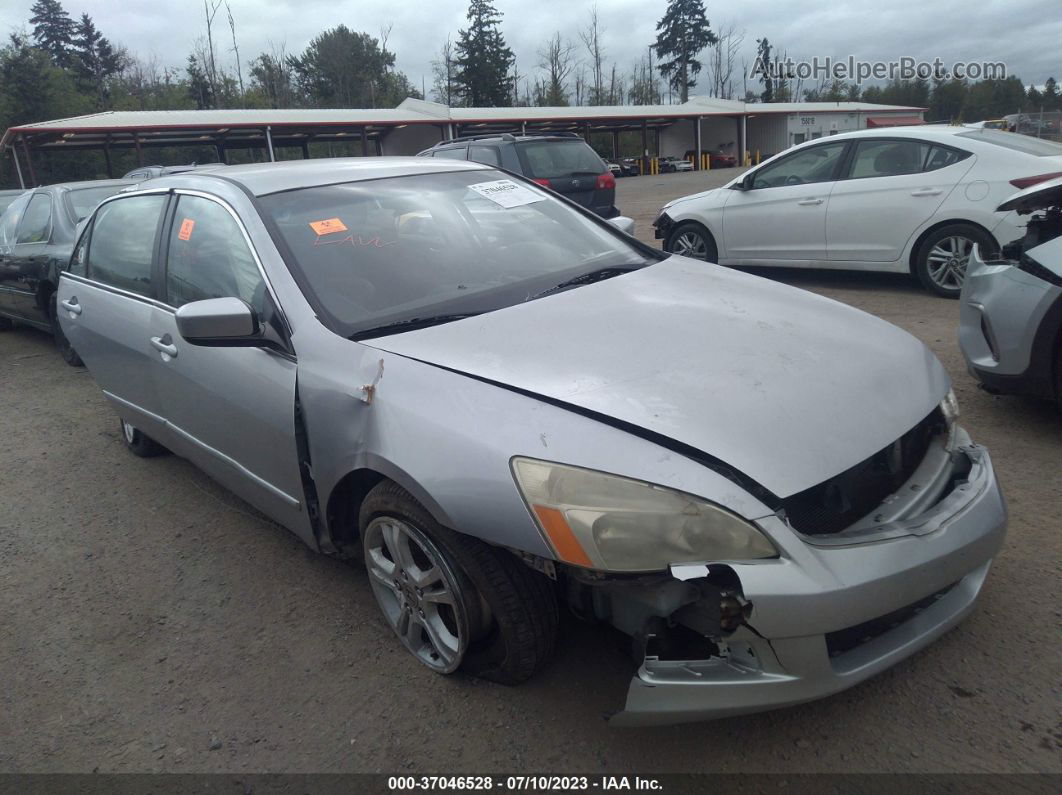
[141,156,495,197]
[812,126,969,142]
[33,178,137,194]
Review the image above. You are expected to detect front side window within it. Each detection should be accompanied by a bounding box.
[86,195,166,297]
[16,193,52,244]
[751,142,846,188]
[165,195,264,311]
[259,170,657,338]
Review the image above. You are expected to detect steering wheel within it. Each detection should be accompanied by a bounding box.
[784,175,804,186]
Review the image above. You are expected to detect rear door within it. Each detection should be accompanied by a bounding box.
[57,192,171,442]
[0,191,31,317]
[148,191,308,535]
[516,140,614,216]
[826,138,974,262]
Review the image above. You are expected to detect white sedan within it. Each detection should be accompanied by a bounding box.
[654,127,1062,296]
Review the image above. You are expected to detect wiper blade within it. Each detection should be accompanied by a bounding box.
[526,266,639,301]
[352,313,480,339]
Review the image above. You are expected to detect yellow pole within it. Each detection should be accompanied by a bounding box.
[755,150,761,164]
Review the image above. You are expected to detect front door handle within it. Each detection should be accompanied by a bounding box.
[910,188,943,197]
[796,198,824,206]
[60,297,82,315]
[150,334,178,358]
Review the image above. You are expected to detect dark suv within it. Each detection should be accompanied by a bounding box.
[418,133,618,218]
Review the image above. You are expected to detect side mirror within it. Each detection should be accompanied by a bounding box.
[608,215,635,235]
[175,297,260,346]
[731,174,754,191]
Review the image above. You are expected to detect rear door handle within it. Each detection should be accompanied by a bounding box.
[796,198,824,206]
[60,297,82,315]
[910,188,943,197]
[150,335,178,358]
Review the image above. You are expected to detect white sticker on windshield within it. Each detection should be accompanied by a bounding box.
[468,179,546,209]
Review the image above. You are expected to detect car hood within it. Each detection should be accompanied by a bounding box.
[663,188,722,211]
[364,257,950,500]
[997,174,1062,213]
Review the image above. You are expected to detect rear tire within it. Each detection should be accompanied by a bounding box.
[50,293,83,367]
[359,480,557,685]
[914,224,997,298]
[666,222,719,263]
[120,418,167,457]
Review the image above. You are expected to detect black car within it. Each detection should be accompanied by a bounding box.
[418,133,619,218]
[0,179,135,364]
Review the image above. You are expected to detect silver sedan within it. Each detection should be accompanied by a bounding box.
[58,157,1006,725]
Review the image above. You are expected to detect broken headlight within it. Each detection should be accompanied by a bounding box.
[940,388,960,427]
[511,457,777,573]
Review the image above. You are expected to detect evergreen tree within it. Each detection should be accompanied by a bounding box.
[453,0,514,107]
[1042,77,1060,111]
[73,14,123,108]
[290,25,405,108]
[755,37,773,102]
[186,54,214,109]
[29,0,76,67]
[654,0,716,103]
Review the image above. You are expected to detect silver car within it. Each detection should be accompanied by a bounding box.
[960,176,1062,408]
[58,158,1007,725]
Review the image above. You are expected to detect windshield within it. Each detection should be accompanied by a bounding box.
[517,141,607,179]
[65,184,132,222]
[957,129,1062,156]
[259,169,656,339]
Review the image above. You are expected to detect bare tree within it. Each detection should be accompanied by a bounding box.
[225,2,243,96]
[579,4,605,105]
[430,37,459,106]
[707,24,744,100]
[202,0,223,100]
[537,32,576,106]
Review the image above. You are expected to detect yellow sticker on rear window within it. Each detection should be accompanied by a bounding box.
[309,218,348,236]
[178,218,195,241]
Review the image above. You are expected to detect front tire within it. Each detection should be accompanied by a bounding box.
[914,224,997,298]
[359,481,557,684]
[666,222,719,263]
[50,293,83,367]
[120,418,168,457]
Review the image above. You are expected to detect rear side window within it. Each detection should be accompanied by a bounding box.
[517,141,606,179]
[165,195,264,311]
[433,147,467,160]
[17,194,52,243]
[87,195,166,297]
[924,145,969,171]
[468,145,501,166]
[848,140,929,179]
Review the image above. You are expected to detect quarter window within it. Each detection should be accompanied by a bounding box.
[751,142,847,189]
[165,195,264,311]
[16,194,52,244]
[468,145,501,166]
[86,195,165,297]
[433,147,468,160]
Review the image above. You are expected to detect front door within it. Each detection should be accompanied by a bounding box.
[148,192,309,536]
[3,192,55,327]
[57,193,171,442]
[721,140,847,264]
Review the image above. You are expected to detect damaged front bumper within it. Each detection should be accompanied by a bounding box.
[609,429,1007,726]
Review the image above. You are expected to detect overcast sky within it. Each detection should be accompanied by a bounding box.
[2,0,1059,99]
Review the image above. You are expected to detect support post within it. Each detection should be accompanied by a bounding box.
[265,126,276,162]
[611,130,619,159]
[103,135,113,177]
[695,116,702,170]
[133,134,144,166]
[21,137,37,186]
[741,114,748,166]
[361,127,369,157]
[641,119,648,175]
[301,139,310,159]
[11,144,25,188]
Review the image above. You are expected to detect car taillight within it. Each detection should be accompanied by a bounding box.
[1009,171,1062,190]
[596,172,616,190]
[532,178,552,188]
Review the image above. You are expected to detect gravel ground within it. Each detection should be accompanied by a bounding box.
[1,169,1059,774]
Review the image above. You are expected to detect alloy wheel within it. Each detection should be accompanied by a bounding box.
[673,231,707,258]
[926,235,974,291]
[363,517,467,673]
